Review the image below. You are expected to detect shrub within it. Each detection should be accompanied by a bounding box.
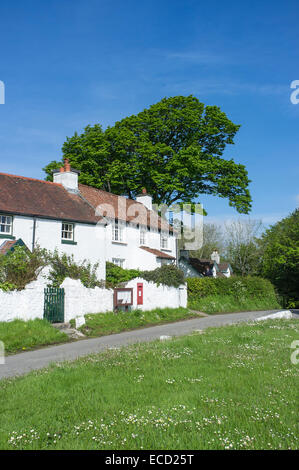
[48,250,103,288]
[106,262,185,288]
[105,262,141,287]
[0,247,103,291]
[187,276,279,304]
[141,264,185,288]
[0,246,48,290]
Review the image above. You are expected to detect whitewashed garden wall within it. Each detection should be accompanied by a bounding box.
[0,272,187,323]
[0,278,45,323]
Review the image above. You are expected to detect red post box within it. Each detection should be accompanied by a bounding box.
[137,283,143,305]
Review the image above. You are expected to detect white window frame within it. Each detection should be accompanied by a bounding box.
[61,222,74,241]
[112,220,124,242]
[112,258,125,268]
[140,228,146,245]
[160,233,168,250]
[0,215,13,235]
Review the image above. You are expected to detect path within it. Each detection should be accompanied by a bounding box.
[0,309,291,380]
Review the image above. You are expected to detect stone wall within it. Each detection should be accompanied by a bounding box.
[0,272,188,323]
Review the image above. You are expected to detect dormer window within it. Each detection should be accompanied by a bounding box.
[0,215,12,235]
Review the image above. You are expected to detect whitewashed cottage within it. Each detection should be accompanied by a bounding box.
[0,160,177,279]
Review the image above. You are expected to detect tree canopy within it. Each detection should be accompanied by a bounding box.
[43,95,252,213]
[259,209,299,307]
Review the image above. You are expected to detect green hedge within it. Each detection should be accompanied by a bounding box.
[106,262,185,288]
[187,276,279,302]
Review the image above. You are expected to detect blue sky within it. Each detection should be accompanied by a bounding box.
[0,0,298,227]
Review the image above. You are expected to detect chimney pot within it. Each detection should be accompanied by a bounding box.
[64,159,71,172]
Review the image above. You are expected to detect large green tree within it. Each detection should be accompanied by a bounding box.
[44,95,252,213]
[259,209,299,307]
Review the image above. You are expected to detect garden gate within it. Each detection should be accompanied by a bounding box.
[44,287,65,323]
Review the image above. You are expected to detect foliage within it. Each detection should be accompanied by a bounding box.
[178,222,224,259]
[1,320,298,450]
[223,219,263,276]
[187,276,280,312]
[106,262,185,288]
[0,247,103,291]
[43,95,252,213]
[105,262,141,287]
[47,250,102,288]
[141,264,185,288]
[259,209,299,307]
[0,319,69,354]
[0,246,49,290]
[0,282,17,291]
[188,294,281,314]
[73,307,196,337]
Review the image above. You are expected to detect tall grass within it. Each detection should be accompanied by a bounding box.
[0,319,298,450]
[74,307,199,337]
[0,319,69,354]
[189,294,281,314]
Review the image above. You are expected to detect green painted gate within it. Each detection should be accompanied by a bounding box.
[44,288,65,323]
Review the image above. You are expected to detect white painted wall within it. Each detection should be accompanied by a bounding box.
[0,274,187,323]
[0,278,46,322]
[1,215,106,280]
[125,278,187,311]
[61,278,114,321]
[1,214,177,279]
[105,222,176,271]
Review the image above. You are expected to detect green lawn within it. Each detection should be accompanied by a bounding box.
[0,319,298,450]
[188,294,281,314]
[0,319,69,354]
[73,307,201,337]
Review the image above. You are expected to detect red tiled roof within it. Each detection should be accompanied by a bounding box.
[0,172,174,231]
[79,184,173,232]
[218,262,231,272]
[0,173,100,224]
[0,240,16,255]
[139,246,175,259]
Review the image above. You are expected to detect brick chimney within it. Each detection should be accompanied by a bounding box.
[53,159,80,193]
[136,188,153,211]
[211,249,220,264]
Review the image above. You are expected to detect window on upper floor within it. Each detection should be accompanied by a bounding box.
[160,233,168,250]
[140,228,146,245]
[61,222,74,241]
[112,220,124,242]
[112,258,125,268]
[0,215,12,235]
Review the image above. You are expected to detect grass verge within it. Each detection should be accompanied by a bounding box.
[0,319,69,354]
[71,307,201,337]
[0,319,298,450]
[188,294,281,314]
